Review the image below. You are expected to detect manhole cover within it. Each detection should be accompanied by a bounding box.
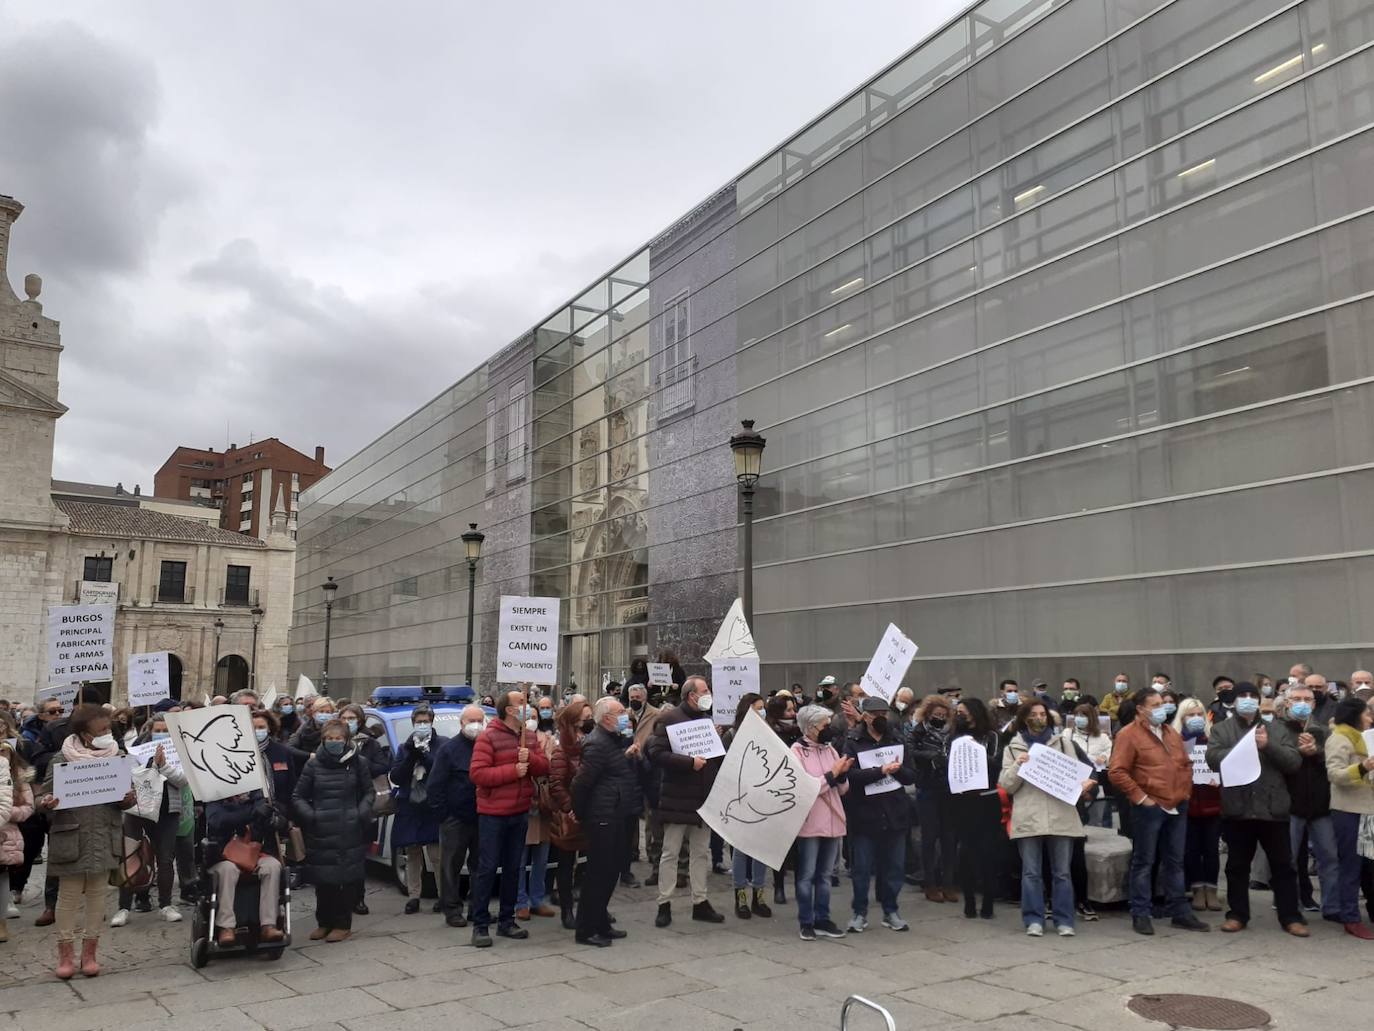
[1128,994,1270,1030]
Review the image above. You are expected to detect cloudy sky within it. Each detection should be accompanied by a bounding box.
[0,0,965,488]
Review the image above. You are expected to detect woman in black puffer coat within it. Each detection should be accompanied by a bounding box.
[292,719,375,942]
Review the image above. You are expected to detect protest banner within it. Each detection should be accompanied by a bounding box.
[699,709,820,870]
[496,596,560,684]
[261,684,279,709]
[710,656,760,726]
[704,598,758,664]
[47,603,114,688]
[648,663,673,687]
[947,734,988,793]
[78,580,119,606]
[127,651,170,707]
[1017,743,1093,806]
[1191,743,1219,786]
[128,737,183,773]
[1219,726,1261,787]
[35,683,80,709]
[165,705,267,803]
[858,744,905,795]
[666,718,726,759]
[858,622,918,700]
[296,673,318,700]
[53,757,131,810]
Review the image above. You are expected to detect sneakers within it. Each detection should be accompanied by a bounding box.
[881,912,909,932]
[1076,902,1098,922]
[692,901,725,924]
[1058,925,1075,937]
[160,905,182,923]
[814,919,847,938]
[133,896,153,914]
[1026,923,1044,937]
[109,909,130,928]
[5,901,18,919]
[846,913,868,933]
[799,924,817,941]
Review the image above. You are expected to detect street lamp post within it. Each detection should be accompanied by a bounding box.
[321,576,338,696]
[249,604,264,690]
[729,419,767,631]
[212,617,224,696]
[461,523,485,688]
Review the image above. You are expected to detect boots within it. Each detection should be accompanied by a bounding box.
[751,888,772,918]
[79,938,100,977]
[735,888,752,919]
[1205,886,1223,911]
[1191,887,1206,911]
[561,906,576,930]
[56,940,76,980]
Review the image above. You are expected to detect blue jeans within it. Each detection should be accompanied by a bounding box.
[517,840,550,909]
[470,813,528,930]
[1290,814,1340,918]
[1129,802,1189,918]
[1331,810,1365,924]
[795,836,841,927]
[850,830,905,918]
[1018,836,1074,929]
[731,848,768,889]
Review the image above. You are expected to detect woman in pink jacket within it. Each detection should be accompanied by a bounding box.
[0,739,36,943]
[790,704,854,942]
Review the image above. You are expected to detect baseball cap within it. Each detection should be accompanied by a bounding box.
[817,675,836,687]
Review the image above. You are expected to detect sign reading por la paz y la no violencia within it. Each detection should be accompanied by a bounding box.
[858,622,918,700]
[46,603,115,689]
[127,651,170,706]
[709,656,759,726]
[496,596,561,685]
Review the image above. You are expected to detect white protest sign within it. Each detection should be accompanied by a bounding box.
[261,684,279,709]
[859,623,918,700]
[1219,726,1261,787]
[1191,743,1218,786]
[704,598,758,663]
[710,657,760,726]
[666,718,726,759]
[47,603,114,687]
[858,744,905,795]
[648,663,674,687]
[127,651,170,706]
[128,737,183,774]
[78,580,119,606]
[496,596,561,685]
[53,757,131,810]
[698,709,820,870]
[947,735,988,794]
[1017,742,1092,807]
[296,673,318,700]
[165,705,267,803]
[35,683,80,708]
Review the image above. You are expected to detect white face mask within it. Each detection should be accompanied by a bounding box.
[461,722,482,740]
[1288,676,1299,686]
[695,693,713,711]
[525,718,538,732]
[90,734,116,750]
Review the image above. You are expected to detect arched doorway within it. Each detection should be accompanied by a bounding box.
[216,654,248,697]
[168,654,184,701]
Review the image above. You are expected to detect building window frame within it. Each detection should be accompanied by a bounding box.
[83,556,113,582]
[157,560,188,604]
[224,564,251,606]
[507,378,528,483]
[657,290,695,419]
[485,396,498,493]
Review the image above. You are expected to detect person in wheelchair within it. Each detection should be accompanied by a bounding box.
[205,791,285,946]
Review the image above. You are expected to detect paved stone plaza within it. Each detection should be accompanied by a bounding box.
[0,866,1361,1031]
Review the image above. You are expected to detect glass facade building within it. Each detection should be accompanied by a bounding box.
[291,0,1374,700]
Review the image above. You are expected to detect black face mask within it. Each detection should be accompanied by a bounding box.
[928,716,946,730]
[871,715,889,736]
[817,725,838,745]
[1218,689,1235,705]
[629,698,643,712]
[820,689,834,703]
[579,718,595,734]
[953,715,970,732]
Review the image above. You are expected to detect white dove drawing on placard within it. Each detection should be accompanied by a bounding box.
[721,740,798,825]
[178,713,258,786]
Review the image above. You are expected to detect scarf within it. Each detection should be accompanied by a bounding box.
[1332,723,1368,757]
[1020,725,1053,748]
[62,734,119,761]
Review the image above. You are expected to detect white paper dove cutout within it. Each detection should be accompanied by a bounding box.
[165,705,268,802]
[704,598,759,663]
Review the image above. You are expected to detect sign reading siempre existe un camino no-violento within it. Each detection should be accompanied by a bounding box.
[496,596,561,686]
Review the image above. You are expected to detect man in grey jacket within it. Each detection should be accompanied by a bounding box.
[1206,681,1307,936]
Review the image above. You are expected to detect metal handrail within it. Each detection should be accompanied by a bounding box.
[840,996,896,1031]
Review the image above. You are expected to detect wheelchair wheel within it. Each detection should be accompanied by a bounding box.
[264,947,285,962]
[190,936,209,969]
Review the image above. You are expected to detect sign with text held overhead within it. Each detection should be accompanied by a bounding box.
[46,604,115,689]
[710,656,760,726]
[648,663,674,687]
[858,622,919,700]
[496,596,561,685]
[127,651,170,707]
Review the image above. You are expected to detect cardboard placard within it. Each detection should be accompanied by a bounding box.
[666,718,726,759]
[1017,742,1092,806]
[496,596,561,685]
[858,623,918,700]
[858,744,905,795]
[710,657,760,726]
[53,757,131,810]
[648,663,674,687]
[127,651,170,707]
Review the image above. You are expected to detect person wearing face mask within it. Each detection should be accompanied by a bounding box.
[549,699,593,928]
[288,698,335,754]
[1065,703,1112,835]
[570,697,644,947]
[1279,683,1341,922]
[273,696,299,739]
[646,675,726,928]
[909,695,958,905]
[516,691,559,921]
[947,699,1003,919]
[203,765,286,949]
[249,711,307,892]
[292,717,375,943]
[842,697,917,933]
[1205,682,1307,937]
[1057,679,1083,719]
[1323,695,1374,939]
[993,680,1021,733]
[1173,699,1222,913]
[1208,676,1237,725]
[340,703,390,779]
[622,684,659,884]
[467,690,552,947]
[722,695,774,920]
[1100,674,1132,726]
[790,705,852,941]
[428,705,486,928]
[1109,689,1211,936]
[35,704,138,978]
[109,714,191,928]
[389,703,443,916]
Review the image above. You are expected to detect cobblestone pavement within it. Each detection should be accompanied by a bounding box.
[0,864,1359,1030]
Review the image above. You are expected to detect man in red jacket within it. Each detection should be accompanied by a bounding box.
[467,688,551,948]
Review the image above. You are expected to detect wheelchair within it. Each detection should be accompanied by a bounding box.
[187,804,292,968]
